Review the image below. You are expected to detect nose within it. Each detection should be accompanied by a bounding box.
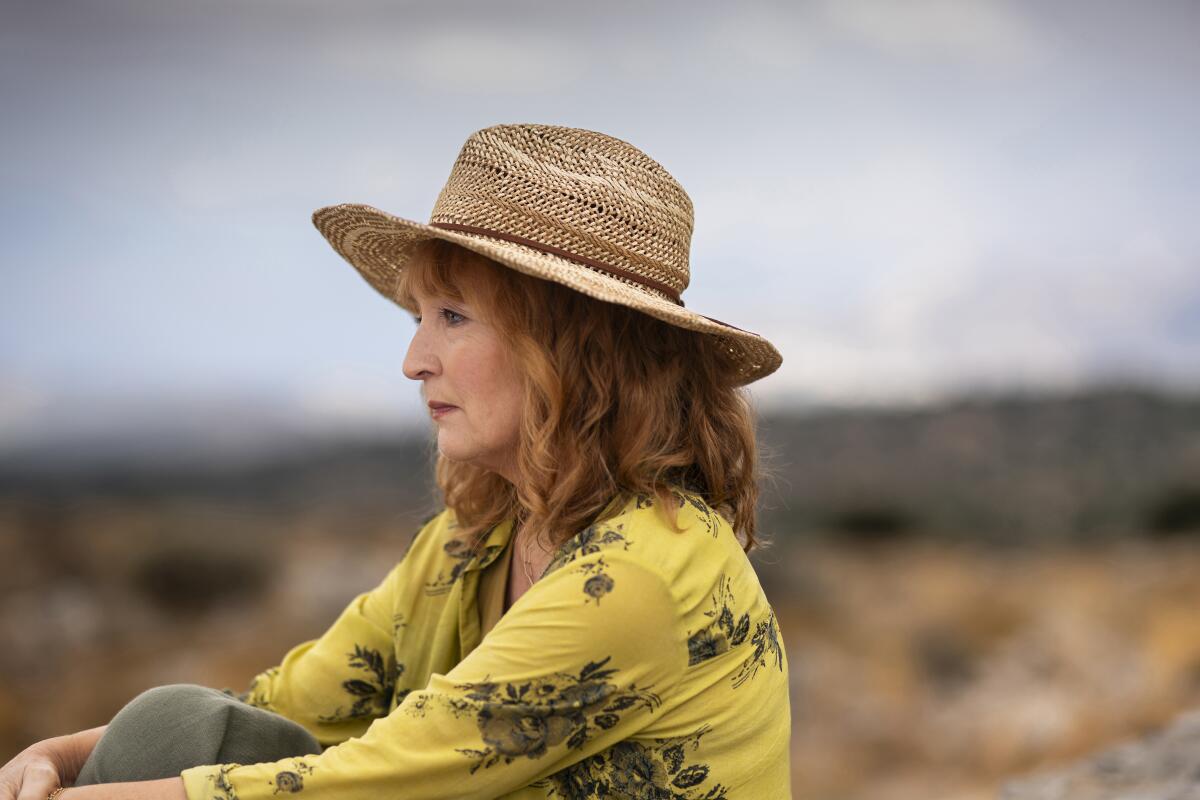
[402,323,440,381]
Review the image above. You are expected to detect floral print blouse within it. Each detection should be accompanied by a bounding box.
[180,487,792,799]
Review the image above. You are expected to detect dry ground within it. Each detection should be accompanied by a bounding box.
[3,499,1200,799]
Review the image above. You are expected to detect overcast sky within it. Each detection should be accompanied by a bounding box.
[1,0,1197,446]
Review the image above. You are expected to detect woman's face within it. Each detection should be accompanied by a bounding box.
[402,283,524,484]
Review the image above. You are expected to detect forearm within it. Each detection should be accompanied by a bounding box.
[61,777,186,800]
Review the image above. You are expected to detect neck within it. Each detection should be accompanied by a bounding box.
[513,519,553,582]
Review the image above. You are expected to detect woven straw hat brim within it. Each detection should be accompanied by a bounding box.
[313,203,783,387]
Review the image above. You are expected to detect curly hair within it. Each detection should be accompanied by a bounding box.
[396,238,767,556]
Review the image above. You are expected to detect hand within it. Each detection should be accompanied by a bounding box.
[0,739,66,800]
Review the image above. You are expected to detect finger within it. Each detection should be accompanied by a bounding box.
[15,762,59,800]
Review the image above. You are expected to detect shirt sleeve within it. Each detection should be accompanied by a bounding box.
[230,518,436,747]
[181,548,685,800]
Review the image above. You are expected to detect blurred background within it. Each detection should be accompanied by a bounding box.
[2,1,1198,798]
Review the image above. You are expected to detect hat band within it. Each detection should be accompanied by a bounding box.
[429,221,684,306]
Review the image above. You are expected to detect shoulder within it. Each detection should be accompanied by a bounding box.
[527,487,787,690]
[542,487,741,602]
[616,490,788,693]
[618,486,742,574]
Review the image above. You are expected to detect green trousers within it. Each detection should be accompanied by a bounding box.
[74,684,321,786]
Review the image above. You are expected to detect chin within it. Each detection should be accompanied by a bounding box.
[436,437,478,466]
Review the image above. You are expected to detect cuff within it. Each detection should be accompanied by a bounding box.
[180,763,238,800]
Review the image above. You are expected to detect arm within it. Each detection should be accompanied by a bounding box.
[178,549,688,800]
[58,778,185,800]
[2,726,106,800]
[234,584,399,745]
[234,514,443,746]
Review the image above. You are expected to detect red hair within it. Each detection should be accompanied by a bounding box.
[396,238,768,555]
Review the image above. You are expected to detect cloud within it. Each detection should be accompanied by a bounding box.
[698,3,819,72]
[166,145,425,211]
[319,26,585,94]
[756,221,1200,405]
[817,0,1048,68]
[696,132,1199,404]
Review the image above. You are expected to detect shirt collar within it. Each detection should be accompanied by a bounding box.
[464,517,516,573]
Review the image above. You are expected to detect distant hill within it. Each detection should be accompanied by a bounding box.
[757,385,1200,543]
[0,431,440,523]
[2,385,1197,544]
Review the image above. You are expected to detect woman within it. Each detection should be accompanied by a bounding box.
[2,124,790,799]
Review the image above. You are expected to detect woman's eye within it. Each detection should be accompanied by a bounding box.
[411,308,465,326]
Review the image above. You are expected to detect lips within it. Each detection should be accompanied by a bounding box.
[428,401,458,419]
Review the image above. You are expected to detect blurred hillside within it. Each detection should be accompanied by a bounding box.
[2,384,1200,800]
[5,384,1197,548]
[756,385,1200,545]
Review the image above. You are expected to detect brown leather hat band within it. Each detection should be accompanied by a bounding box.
[429,221,684,306]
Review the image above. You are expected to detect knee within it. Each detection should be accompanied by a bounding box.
[76,684,230,786]
[123,683,223,712]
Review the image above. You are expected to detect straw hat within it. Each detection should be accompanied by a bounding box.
[312,123,782,386]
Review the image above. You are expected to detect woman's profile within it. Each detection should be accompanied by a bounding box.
[2,124,791,799]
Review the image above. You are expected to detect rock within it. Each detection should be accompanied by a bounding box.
[1001,709,1200,799]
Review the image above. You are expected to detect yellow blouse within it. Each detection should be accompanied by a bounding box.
[180,487,792,799]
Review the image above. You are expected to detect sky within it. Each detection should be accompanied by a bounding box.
[1,0,1198,449]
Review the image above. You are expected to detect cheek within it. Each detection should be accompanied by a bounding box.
[458,333,523,437]
[488,362,524,436]
[500,382,524,435]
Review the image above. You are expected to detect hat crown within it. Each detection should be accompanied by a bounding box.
[428,124,695,302]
